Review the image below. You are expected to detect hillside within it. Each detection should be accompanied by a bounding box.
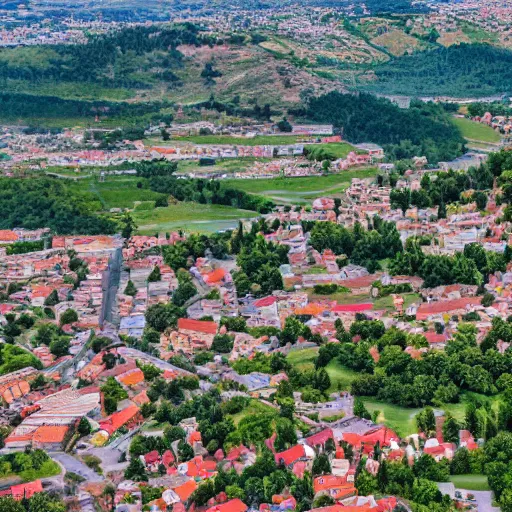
[294,92,465,163]
[362,43,512,97]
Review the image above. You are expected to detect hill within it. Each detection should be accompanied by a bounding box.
[294,92,465,163]
[363,43,512,97]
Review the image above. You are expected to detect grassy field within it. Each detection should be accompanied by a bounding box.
[133,202,258,234]
[224,168,377,204]
[173,134,304,146]
[228,399,277,426]
[449,474,490,491]
[452,117,501,143]
[306,143,357,160]
[363,399,421,437]
[286,347,357,393]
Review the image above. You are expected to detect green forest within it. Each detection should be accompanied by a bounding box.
[0,24,207,88]
[294,92,465,162]
[0,178,117,234]
[366,43,512,97]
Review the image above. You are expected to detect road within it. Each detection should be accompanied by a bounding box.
[50,452,103,482]
[472,491,500,512]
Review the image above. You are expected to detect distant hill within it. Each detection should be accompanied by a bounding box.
[363,43,512,98]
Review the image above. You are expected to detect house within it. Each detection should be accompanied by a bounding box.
[416,297,481,321]
[206,498,248,512]
[168,318,219,353]
[275,444,315,469]
[97,405,142,438]
[314,475,357,501]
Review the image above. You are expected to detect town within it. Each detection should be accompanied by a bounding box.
[3,0,512,511]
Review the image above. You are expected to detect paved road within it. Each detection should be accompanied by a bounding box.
[50,452,103,482]
[472,491,500,512]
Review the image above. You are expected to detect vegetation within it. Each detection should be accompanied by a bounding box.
[0,178,116,234]
[294,92,465,163]
[367,43,512,97]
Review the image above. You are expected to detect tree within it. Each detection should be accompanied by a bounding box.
[450,447,471,475]
[312,453,331,476]
[35,323,57,346]
[59,308,78,326]
[442,414,460,444]
[412,478,442,506]
[124,280,137,296]
[416,407,436,436]
[278,398,295,421]
[465,403,480,436]
[354,397,371,420]
[355,469,378,496]
[312,368,331,393]
[148,266,161,282]
[178,441,194,462]
[124,457,148,482]
[49,337,70,358]
[437,201,447,220]
[481,293,495,307]
[44,289,59,306]
[28,493,65,512]
[0,497,24,512]
[164,426,186,443]
[77,417,91,437]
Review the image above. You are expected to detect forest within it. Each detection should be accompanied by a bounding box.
[0,24,207,88]
[0,178,117,235]
[295,92,465,163]
[367,43,512,97]
[0,92,172,124]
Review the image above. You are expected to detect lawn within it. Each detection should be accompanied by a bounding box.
[362,399,421,438]
[228,399,277,426]
[452,117,501,143]
[66,176,165,211]
[449,474,490,491]
[174,134,303,146]
[305,143,356,160]
[133,202,259,234]
[286,347,357,393]
[224,168,377,204]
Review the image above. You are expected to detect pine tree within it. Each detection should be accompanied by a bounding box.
[148,265,161,282]
[124,280,137,296]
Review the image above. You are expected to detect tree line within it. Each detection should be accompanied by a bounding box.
[292,92,465,163]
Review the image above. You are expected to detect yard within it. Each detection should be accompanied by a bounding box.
[451,117,501,143]
[286,347,357,393]
[132,202,259,234]
[228,399,277,426]
[224,168,377,204]
[449,474,490,491]
[362,399,421,437]
[173,134,303,146]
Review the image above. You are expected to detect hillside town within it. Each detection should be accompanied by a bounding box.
[1,137,512,512]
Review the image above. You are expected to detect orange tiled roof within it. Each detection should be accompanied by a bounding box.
[0,230,18,242]
[204,268,227,284]
[173,479,197,501]
[117,368,145,386]
[178,318,218,335]
[33,425,69,444]
[99,404,140,435]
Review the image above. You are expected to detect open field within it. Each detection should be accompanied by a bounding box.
[172,134,304,146]
[224,168,377,203]
[133,202,259,234]
[228,399,277,426]
[451,117,501,143]
[286,347,357,393]
[363,399,421,437]
[449,474,490,491]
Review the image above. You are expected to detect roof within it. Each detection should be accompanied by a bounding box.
[275,444,306,466]
[206,499,248,512]
[0,230,18,242]
[305,428,334,448]
[99,404,140,435]
[117,368,145,386]
[10,480,43,500]
[204,268,227,284]
[178,318,218,335]
[253,296,278,308]
[32,425,69,444]
[416,297,481,320]
[332,303,373,313]
[173,479,197,502]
